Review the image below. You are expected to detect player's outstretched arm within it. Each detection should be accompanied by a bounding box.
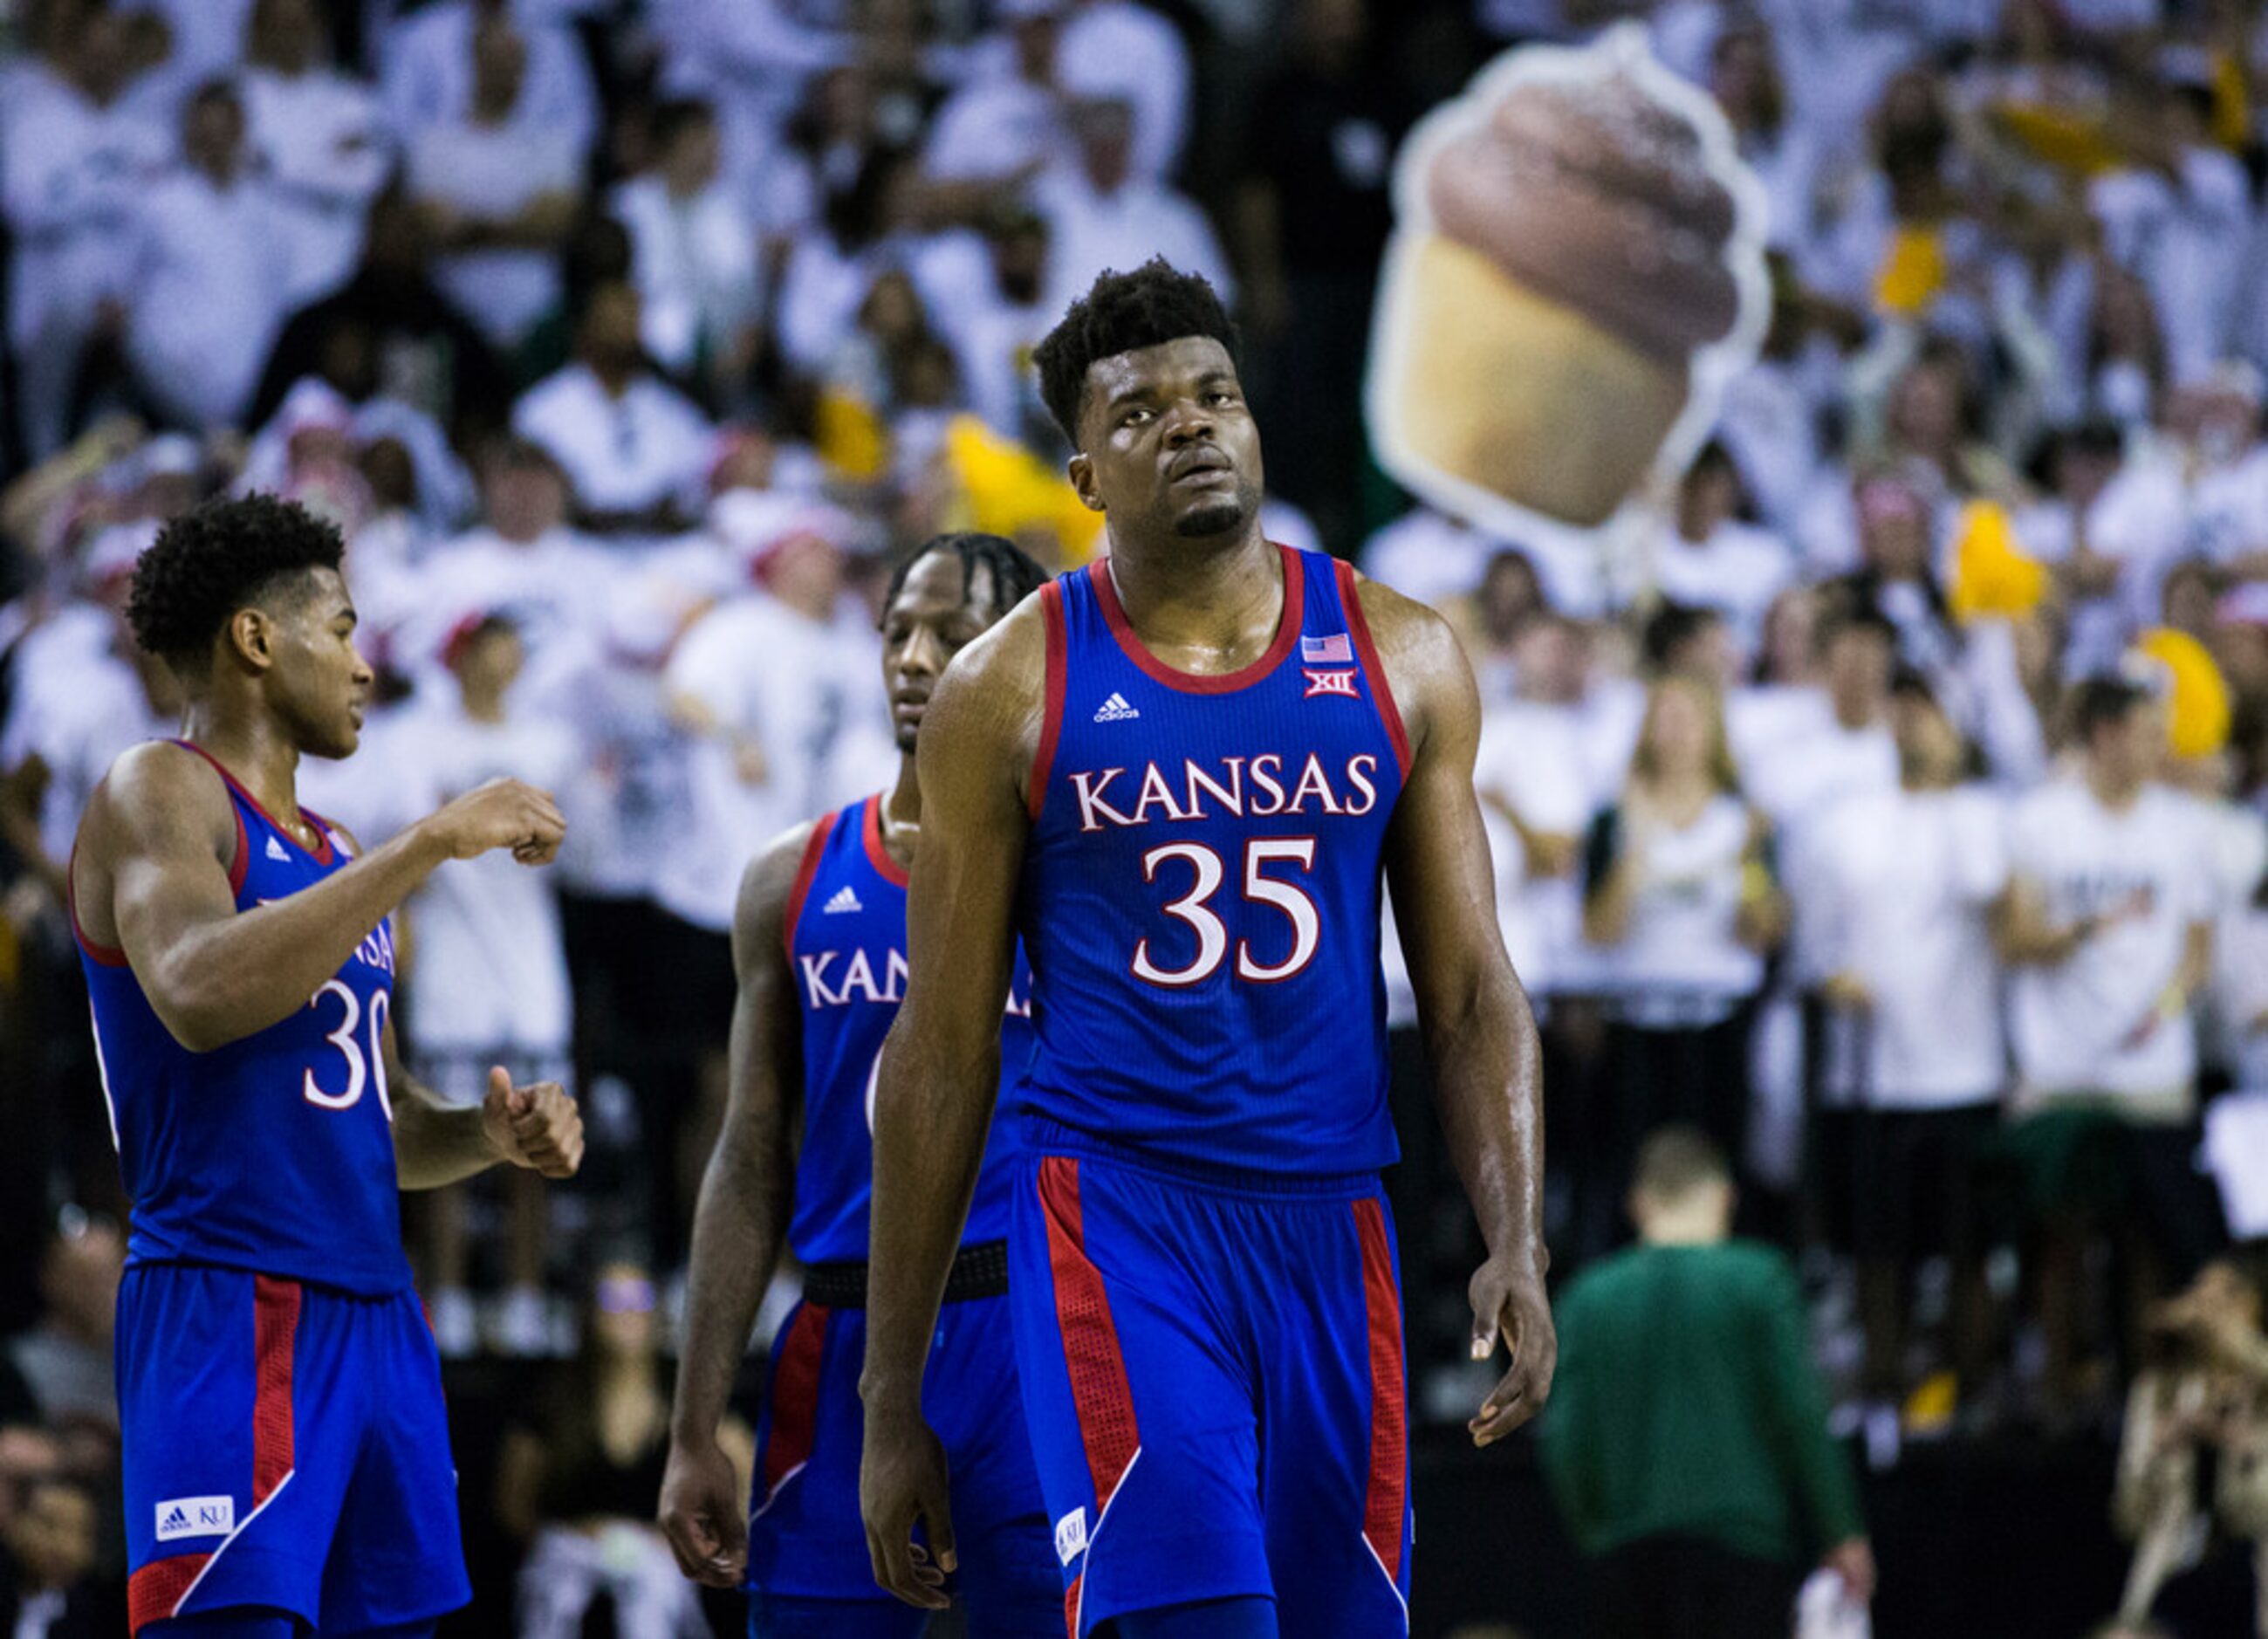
[76,744,565,1053]
[859,604,1043,1611]
[1361,575,1555,1448]
[661,824,810,1589]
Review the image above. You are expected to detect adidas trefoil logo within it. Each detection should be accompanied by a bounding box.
[266,836,291,862]
[1093,692,1141,723]
[822,885,863,915]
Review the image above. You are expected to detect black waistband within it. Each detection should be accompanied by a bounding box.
[803,1239,1009,1310]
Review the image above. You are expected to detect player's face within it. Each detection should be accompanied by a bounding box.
[264,568,374,760]
[881,552,998,755]
[1071,336,1263,549]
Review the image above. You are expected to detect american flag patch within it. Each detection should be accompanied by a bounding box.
[1301,633,1353,664]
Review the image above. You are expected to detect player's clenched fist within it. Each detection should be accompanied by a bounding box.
[419,777,566,865]
[481,1067,583,1177]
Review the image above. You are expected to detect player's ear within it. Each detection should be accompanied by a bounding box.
[225,607,275,674]
[1068,452,1104,513]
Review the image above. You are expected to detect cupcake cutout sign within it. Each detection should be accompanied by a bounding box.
[1367,26,1771,537]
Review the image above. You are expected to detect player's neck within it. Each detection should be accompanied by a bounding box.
[1105,529,1282,667]
[879,757,921,868]
[182,706,303,826]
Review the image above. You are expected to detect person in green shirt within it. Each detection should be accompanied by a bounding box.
[1540,1126,1875,1637]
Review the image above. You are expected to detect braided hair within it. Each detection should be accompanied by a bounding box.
[883,531,1049,623]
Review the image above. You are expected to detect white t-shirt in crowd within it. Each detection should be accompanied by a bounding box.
[1810,784,2008,1108]
[125,167,297,429]
[1057,0,1190,184]
[1476,696,1597,997]
[240,65,393,307]
[924,75,1067,183]
[389,701,579,1056]
[382,0,599,161]
[0,621,173,868]
[512,364,716,518]
[398,525,620,710]
[1587,793,1767,1018]
[1,74,170,348]
[407,117,582,348]
[2008,779,2218,1112]
[1034,168,1235,323]
[610,176,762,374]
[1644,519,1795,657]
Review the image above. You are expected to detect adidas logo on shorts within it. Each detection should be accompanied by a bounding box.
[1093,692,1141,723]
[822,885,862,915]
[156,1496,233,1542]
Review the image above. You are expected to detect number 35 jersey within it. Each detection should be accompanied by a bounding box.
[75,741,413,1295]
[1015,545,1408,1176]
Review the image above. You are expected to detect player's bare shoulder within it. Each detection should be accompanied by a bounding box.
[78,740,236,869]
[923,586,1051,787]
[1347,568,1478,756]
[734,818,823,971]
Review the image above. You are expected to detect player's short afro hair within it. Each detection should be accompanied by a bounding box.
[126,493,346,670]
[1034,257,1240,448]
[884,531,1049,621]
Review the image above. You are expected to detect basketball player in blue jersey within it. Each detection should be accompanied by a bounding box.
[859,260,1557,1637]
[658,531,1060,1636]
[67,495,586,1639]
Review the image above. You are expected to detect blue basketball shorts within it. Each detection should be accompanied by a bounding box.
[119,1264,471,1636]
[1008,1147,1414,1637]
[746,1289,1058,1634]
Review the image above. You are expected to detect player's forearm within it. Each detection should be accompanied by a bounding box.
[858,1021,997,1410]
[671,1124,791,1444]
[392,1095,502,1190]
[1424,970,1548,1262]
[144,824,449,1050]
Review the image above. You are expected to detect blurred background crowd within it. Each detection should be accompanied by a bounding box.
[3,0,2268,1633]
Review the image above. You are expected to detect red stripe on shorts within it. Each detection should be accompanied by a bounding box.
[759,1303,831,1503]
[128,1552,212,1634]
[1038,1156,1140,1508]
[252,1276,300,1504]
[1353,1197,1407,1582]
[1063,1572,1082,1639]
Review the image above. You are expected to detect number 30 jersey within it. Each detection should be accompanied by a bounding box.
[1014,545,1408,1176]
[75,741,413,1295]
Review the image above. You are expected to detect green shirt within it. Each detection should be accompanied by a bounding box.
[1538,1239,1865,1566]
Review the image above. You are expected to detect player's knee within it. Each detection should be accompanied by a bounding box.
[141,1608,305,1639]
[1107,1594,1279,1639]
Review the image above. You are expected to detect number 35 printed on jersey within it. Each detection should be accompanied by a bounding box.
[1134,838,1319,987]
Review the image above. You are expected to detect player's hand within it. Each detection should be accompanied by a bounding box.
[1467,1249,1556,1447]
[860,1401,956,1610]
[481,1068,583,1178]
[421,778,565,866]
[658,1431,748,1588]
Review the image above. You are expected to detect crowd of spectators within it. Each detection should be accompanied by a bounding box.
[4,0,2268,1631]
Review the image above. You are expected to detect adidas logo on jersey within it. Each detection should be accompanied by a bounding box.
[155,1496,233,1542]
[266,836,291,862]
[822,885,863,916]
[1093,692,1141,723]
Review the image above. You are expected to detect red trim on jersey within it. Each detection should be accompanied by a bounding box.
[1063,1574,1082,1639]
[1088,544,1305,696]
[1038,1157,1140,1509]
[174,740,334,866]
[252,1275,299,1502]
[781,811,842,963]
[1030,581,1067,822]
[862,794,909,888]
[1353,1197,1407,1584]
[758,1302,831,1505]
[128,1552,212,1634]
[66,840,130,967]
[1335,561,1411,779]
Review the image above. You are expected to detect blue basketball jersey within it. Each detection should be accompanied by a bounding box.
[75,741,412,1296]
[785,794,1034,1263]
[1015,545,1408,1176]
